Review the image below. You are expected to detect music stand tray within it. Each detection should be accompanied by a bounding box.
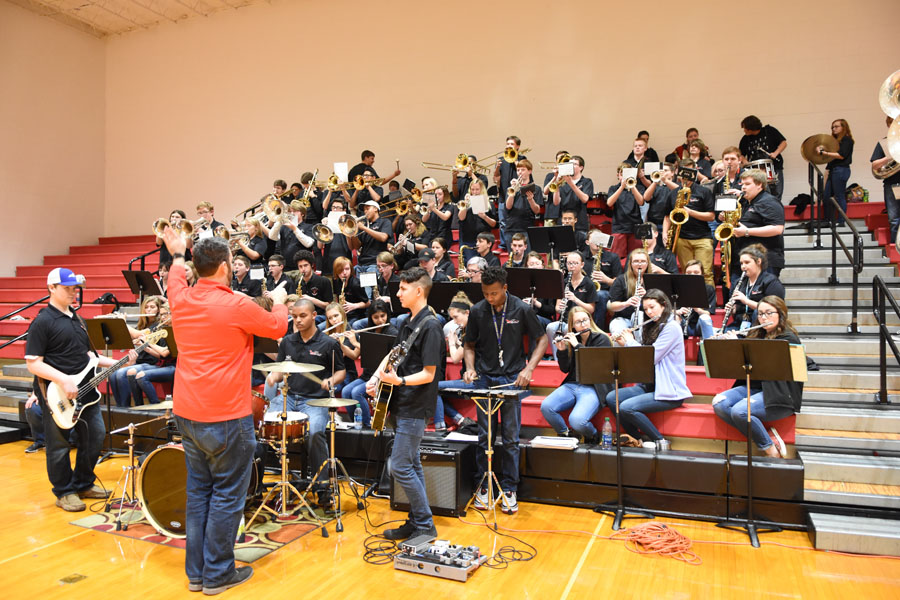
[121,270,162,303]
[642,274,708,311]
[85,317,135,463]
[701,338,796,547]
[527,226,577,265]
[505,267,565,303]
[429,282,484,313]
[576,345,655,530]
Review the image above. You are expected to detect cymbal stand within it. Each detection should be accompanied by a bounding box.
[248,379,322,533]
[465,391,505,528]
[106,412,171,531]
[304,404,363,534]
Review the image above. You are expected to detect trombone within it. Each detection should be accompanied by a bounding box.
[313,224,334,244]
[338,214,360,237]
[478,146,532,167]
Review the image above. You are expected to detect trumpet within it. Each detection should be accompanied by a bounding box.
[650,169,664,183]
[456,195,470,211]
[338,214,359,237]
[624,175,637,190]
[507,178,522,198]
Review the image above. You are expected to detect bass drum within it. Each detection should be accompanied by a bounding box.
[137,444,261,539]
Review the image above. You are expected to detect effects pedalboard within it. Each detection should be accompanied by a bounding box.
[394,534,488,582]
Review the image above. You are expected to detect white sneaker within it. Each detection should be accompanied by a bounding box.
[770,428,786,458]
[500,491,518,514]
[473,487,489,510]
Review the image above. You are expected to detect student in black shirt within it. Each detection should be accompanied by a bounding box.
[431,237,456,279]
[156,209,193,266]
[416,248,450,283]
[265,254,297,295]
[821,119,855,227]
[643,223,679,274]
[25,268,137,511]
[422,186,456,243]
[607,249,649,338]
[294,250,333,324]
[356,201,393,279]
[331,256,369,324]
[463,267,547,515]
[553,155,594,234]
[607,162,645,259]
[871,116,900,242]
[504,233,528,268]
[347,149,401,186]
[642,164,679,240]
[232,218,268,270]
[348,170,383,216]
[475,232,502,269]
[559,210,588,255]
[546,251,597,358]
[676,260,717,340]
[452,156,490,201]
[739,115,787,200]
[299,172,324,225]
[662,161,715,285]
[731,169,786,277]
[366,268,444,540]
[493,135,527,250]
[318,198,352,276]
[194,201,225,241]
[583,229,622,319]
[625,130,660,163]
[723,244,786,330]
[688,139,713,181]
[270,201,316,272]
[457,178,498,267]
[267,299,344,501]
[231,256,262,297]
[624,139,654,190]
[392,214,431,270]
[503,159,543,252]
[541,149,571,225]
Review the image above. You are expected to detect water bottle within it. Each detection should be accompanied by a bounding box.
[353,407,363,430]
[601,418,613,449]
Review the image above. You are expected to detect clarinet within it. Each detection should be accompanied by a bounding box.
[629,268,644,329]
[554,267,573,343]
[718,272,746,334]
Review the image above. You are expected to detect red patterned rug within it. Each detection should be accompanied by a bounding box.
[71,503,330,562]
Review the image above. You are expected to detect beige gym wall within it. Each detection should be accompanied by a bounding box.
[0,1,106,277]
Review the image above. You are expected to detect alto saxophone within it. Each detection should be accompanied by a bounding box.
[714,174,743,285]
[666,184,691,251]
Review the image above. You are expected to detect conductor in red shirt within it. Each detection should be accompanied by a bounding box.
[161,227,288,595]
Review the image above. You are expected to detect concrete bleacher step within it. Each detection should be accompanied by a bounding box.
[0,374,33,393]
[781,265,898,280]
[809,356,886,368]
[796,406,900,432]
[799,451,900,485]
[806,369,900,390]
[782,230,871,249]
[785,285,900,301]
[795,325,890,335]
[785,248,887,262]
[788,309,900,327]
[795,428,900,452]
[802,389,899,404]
[804,480,900,510]
[807,513,900,556]
[1,364,29,378]
[801,337,884,355]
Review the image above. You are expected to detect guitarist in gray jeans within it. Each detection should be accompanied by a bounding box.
[25,267,137,512]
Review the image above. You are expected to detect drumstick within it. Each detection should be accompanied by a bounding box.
[489,382,518,389]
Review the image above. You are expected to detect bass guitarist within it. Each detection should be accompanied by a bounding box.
[25,268,137,512]
[366,267,444,541]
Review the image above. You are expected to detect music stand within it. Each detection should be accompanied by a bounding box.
[429,282,484,313]
[643,274,709,326]
[577,345,655,530]
[121,270,162,304]
[701,338,796,547]
[85,317,135,463]
[505,267,565,304]
[527,226,577,267]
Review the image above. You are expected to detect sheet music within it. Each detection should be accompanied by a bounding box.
[468,193,488,215]
[326,211,345,233]
[334,162,349,182]
[622,167,638,180]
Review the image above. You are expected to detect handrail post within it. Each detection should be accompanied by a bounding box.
[828,198,838,285]
[877,281,887,404]
[814,167,824,249]
[849,252,859,334]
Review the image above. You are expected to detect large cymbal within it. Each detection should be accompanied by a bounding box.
[252,361,325,374]
[801,134,838,164]
[878,69,900,119]
[132,400,174,411]
[306,397,357,408]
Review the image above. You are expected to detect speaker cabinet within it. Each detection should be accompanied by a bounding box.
[390,441,475,517]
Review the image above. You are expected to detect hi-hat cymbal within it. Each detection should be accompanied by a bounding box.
[801,134,839,164]
[306,397,356,408]
[132,400,174,411]
[252,361,325,374]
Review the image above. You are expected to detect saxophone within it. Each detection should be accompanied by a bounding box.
[666,183,691,251]
[714,174,743,285]
[591,252,603,291]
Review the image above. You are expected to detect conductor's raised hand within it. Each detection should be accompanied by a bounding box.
[162,224,186,256]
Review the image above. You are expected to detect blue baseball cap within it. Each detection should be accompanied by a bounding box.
[47,268,85,286]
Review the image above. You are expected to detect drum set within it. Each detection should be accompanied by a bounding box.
[105,360,364,540]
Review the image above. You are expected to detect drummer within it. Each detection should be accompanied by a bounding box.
[265,298,345,506]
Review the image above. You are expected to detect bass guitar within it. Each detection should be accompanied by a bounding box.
[47,329,168,429]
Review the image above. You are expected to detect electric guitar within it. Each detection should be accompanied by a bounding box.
[370,342,408,434]
[46,329,168,429]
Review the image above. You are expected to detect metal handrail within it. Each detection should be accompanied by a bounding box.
[826,197,864,334]
[128,246,161,272]
[0,289,84,350]
[807,162,825,248]
[873,276,900,404]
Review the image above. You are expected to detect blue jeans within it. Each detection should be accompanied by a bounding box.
[132,365,175,405]
[712,386,793,450]
[685,314,715,340]
[111,363,154,407]
[471,375,526,492]
[341,378,371,427]
[355,264,378,299]
[435,379,464,426]
[175,415,256,588]
[350,317,369,331]
[391,417,433,530]
[824,166,850,225]
[498,204,508,249]
[268,392,329,476]
[545,321,567,360]
[594,290,610,328]
[883,183,900,241]
[42,398,103,497]
[26,401,44,445]
[540,383,601,437]
[605,384,683,442]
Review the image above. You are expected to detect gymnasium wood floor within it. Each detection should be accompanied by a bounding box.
[2,441,899,599]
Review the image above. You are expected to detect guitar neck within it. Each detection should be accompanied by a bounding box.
[85,337,157,390]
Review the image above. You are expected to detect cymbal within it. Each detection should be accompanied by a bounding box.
[306,397,356,408]
[800,134,838,164]
[132,400,173,411]
[252,361,325,374]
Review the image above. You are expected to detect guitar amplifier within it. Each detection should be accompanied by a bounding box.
[390,441,475,517]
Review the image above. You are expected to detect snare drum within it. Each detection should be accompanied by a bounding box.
[259,411,309,443]
[137,444,261,538]
[746,159,778,184]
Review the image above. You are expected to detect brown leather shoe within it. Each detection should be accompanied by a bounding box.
[78,485,111,499]
[56,493,86,512]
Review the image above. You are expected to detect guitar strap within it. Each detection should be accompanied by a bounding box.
[395,312,435,371]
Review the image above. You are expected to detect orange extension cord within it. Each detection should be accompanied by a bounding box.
[610,522,702,565]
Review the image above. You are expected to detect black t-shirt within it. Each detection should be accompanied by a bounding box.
[664,183,714,240]
[453,173,489,201]
[609,274,636,320]
[872,141,900,186]
[358,217,392,265]
[304,192,325,225]
[827,136,854,170]
[730,272,786,324]
[232,275,262,297]
[506,184,544,232]
[497,159,523,196]
[740,125,786,169]
[465,293,544,378]
[236,236,267,267]
[25,304,94,379]
[347,162,376,181]
[459,205,498,244]
[646,183,675,226]
[557,331,612,385]
[277,329,344,398]
[334,276,369,321]
[734,191,786,270]
[298,274,334,315]
[608,183,646,234]
[266,274,297,295]
[626,148,660,163]
[424,202,456,243]
[559,275,597,321]
[583,249,623,291]
[480,252,502,269]
[556,177,594,233]
[436,257,456,279]
[320,231,352,275]
[650,248,679,274]
[389,308,445,420]
[277,223,315,271]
